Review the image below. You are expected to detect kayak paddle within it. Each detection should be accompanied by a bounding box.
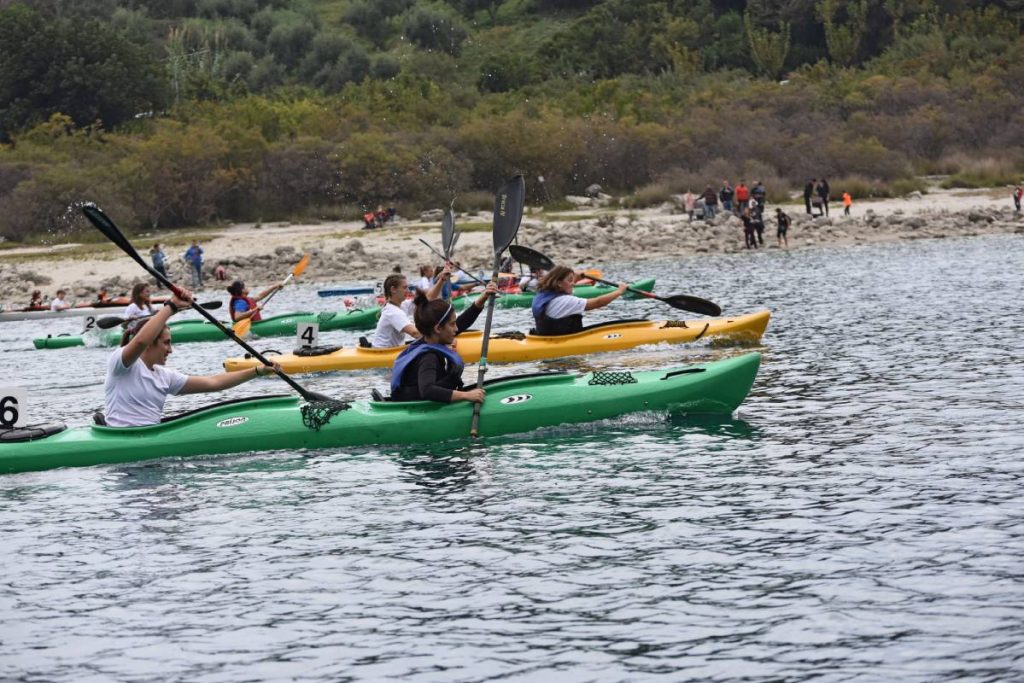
[96,300,223,330]
[417,238,504,298]
[233,252,309,337]
[471,175,526,438]
[442,201,456,259]
[81,204,333,404]
[508,244,723,317]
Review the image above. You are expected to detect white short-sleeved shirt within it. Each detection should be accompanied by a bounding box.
[416,276,432,292]
[124,303,154,319]
[50,298,68,311]
[371,302,413,348]
[104,348,189,427]
[543,295,588,319]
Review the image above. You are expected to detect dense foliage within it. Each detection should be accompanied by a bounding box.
[0,0,1021,239]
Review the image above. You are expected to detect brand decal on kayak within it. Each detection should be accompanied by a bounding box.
[603,333,623,339]
[216,416,249,428]
[500,394,533,405]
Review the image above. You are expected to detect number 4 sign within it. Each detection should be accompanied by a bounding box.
[0,387,27,428]
[296,322,319,349]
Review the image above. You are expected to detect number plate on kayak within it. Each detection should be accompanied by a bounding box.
[0,387,27,427]
[500,394,533,405]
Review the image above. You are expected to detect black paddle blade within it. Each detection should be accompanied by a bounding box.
[492,175,526,255]
[96,316,128,329]
[664,294,722,317]
[509,244,554,271]
[442,203,455,258]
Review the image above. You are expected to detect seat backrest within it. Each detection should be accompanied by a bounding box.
[93,411,107,426]
[371,388,386,402]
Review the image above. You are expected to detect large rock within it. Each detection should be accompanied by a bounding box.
[584,183,603,198]
[420,209,444,221]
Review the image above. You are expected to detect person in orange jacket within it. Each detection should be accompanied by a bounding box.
[842,191,853,216]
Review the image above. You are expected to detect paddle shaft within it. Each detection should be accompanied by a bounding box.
[588,276,655,300]
[469,253,501,438]
[82,206,322,402]
[417,238,502,295]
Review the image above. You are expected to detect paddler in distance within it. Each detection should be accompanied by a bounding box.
[531,265,627,335]
[104,286,280,427]
[227,279,284,323]
[389,267,498,403]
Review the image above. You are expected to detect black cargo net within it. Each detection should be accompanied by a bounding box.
[588,371,637,386]
[294,345,343,357]
[492,331,526,340]
[300,399,351,431]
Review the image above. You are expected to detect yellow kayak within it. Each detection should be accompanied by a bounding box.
[223,311,770,375]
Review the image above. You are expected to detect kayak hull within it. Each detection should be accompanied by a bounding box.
[223,311,770,374]
[32,309,382,350]
[0,353,760,474]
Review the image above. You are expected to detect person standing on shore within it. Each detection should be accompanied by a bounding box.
[776,208,790,248]
[735,181,750,215]
[702,185,718,220]
[842,191,853,216]
[719,180,734,214]
[751,181,767,216]
[817,178,831,216]
[150,244,168,281]
[1013,186,1022,212]
[804,179,816,214]
[741,208,757,249]
[183,241,204,289]
[683,190,696,221]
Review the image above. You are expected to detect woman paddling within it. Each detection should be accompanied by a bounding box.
[371,273,422,348]
[124,283,154,319]
[227,280,283,323]
[104,287,280,427]
[531,265,627,336]
[389,280,498,403]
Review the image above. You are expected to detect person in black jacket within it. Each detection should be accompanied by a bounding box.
[817,178,831,216]
[804,179,816,214]
[389,280,497,403]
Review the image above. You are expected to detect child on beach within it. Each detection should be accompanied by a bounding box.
[1013,186,1022,212]
[843,192,853,216]
[776,208,790,248]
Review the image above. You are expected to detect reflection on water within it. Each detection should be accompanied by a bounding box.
[1,235,1023,681]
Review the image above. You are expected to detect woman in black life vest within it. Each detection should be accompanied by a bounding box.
[531,265,627,336]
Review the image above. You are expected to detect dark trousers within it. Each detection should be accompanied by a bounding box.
[804,197,812,214]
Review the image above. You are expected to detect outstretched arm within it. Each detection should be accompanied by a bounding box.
[179,362,282,394]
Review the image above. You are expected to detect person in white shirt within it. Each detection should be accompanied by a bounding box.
[531,265,627,336]
[104,287,280,427]
[123,283,154,319]
[416,264,435,292]
[49,290,70,311]
[519,268,544,293]
[371,273,421,348]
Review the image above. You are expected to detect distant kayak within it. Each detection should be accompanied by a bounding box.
[318,286,376,297]
[0,296,172,323]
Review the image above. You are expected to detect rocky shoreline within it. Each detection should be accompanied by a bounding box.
[1,199,1021,305]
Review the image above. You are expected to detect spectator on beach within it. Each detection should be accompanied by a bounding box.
[817,178,831,216]
[362,210,377,230]
[214,264,227,281]
[804,179,816,214]
[776,208,790,248]
[753,210,766,245]
[1013,186,1022,212]
[183,240,203,289]
[719,180,734,214]
[150,244,168,281]
[702,185,718,220]
[751,181,767,215]
[741,208,758,249]
[683,190,696,221]
[50,289,70,311]
[842,191,853,216]
[735,182,750,215]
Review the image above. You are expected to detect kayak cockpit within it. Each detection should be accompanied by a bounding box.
[90,394,296,434]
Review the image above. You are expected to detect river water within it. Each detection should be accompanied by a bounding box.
[1,234,1022,681]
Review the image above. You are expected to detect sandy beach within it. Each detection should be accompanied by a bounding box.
[1,184,1021,305]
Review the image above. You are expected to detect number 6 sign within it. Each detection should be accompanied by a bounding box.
[0,387,27,428]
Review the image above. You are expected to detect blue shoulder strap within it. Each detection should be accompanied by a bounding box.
[531,290,561,319]
[390,341,464,393]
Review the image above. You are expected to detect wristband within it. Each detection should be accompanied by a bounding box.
[253,366,260,378]
[164,300,180,314]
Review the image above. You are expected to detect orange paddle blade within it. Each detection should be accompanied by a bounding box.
[292,253,310,277]
[233,316,253,337]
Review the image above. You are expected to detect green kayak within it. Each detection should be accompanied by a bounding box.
[0,353,760,474]
[32,308,383,350]
[487,278,656,309]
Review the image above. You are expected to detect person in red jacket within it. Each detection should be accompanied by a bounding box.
[734,181,750,215]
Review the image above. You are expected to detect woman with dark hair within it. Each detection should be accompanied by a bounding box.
[227,280,283,323]
[124,283,154,319]
[531,265,627,336]
[106,287,280,427]
[389,281,498,403]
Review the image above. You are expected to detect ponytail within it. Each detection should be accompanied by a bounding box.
[412,289,455,337]
[382,274,406,298]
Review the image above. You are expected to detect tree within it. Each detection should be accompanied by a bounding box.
[403,6,469,57]
[0,5,168,138]
[818,0,869,66]
[744,10,791,79]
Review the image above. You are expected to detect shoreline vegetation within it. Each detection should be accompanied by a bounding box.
[1,1,1023,249]
[1,184,1020,307]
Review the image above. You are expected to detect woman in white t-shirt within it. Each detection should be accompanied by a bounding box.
[371,273,421,348]
[49,289,70,311]
[123,283,154,319]
[104,287,280,427]
[416,264,435,292]
[530,265,627,336]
